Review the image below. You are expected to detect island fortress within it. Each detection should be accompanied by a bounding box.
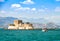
[8,20,33,29]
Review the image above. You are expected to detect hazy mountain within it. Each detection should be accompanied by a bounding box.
[0,17,18,28]
[33,23,60,29]
[18,17,49,23]
[0,17,60,28]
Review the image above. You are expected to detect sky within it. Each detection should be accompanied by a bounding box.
[0,0,60,23]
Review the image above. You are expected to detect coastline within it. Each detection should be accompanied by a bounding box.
[3,28,60,30]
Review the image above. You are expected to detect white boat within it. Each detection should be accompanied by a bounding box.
[42,24,47,32]
[42,29,46,32]
[42,28,47,32]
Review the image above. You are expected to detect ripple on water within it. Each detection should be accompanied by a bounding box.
[0,29,60,41]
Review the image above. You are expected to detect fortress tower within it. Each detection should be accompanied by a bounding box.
[14,20,22,27]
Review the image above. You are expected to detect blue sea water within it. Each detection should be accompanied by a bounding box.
[0,29,60,41]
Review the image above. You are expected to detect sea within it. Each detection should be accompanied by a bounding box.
[0,29,60,41]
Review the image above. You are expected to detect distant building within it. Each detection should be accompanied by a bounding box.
[8,20,33,29]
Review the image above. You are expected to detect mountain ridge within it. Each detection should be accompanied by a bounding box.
[0,17,60,28]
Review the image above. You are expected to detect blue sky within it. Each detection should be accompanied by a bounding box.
[0,0,60,23]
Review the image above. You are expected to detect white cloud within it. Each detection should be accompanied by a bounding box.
[11,4,31,11]
[0,10,8,17]
[44,16,59,20]
[38,8,50,12]
[15,7,37,11]
[11,3,49,12]
[15,7,31,11]
[44,16,60,23]
[31,8,36,11]
[20,7,30,10]
[11,4,21,8]
[51,16,60,22]
[0,10,6,13]
[0,0,5,2]
[20,0,35,4]
[55,7,60,12]
[38,9,45,12]
[56,0,60,1]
